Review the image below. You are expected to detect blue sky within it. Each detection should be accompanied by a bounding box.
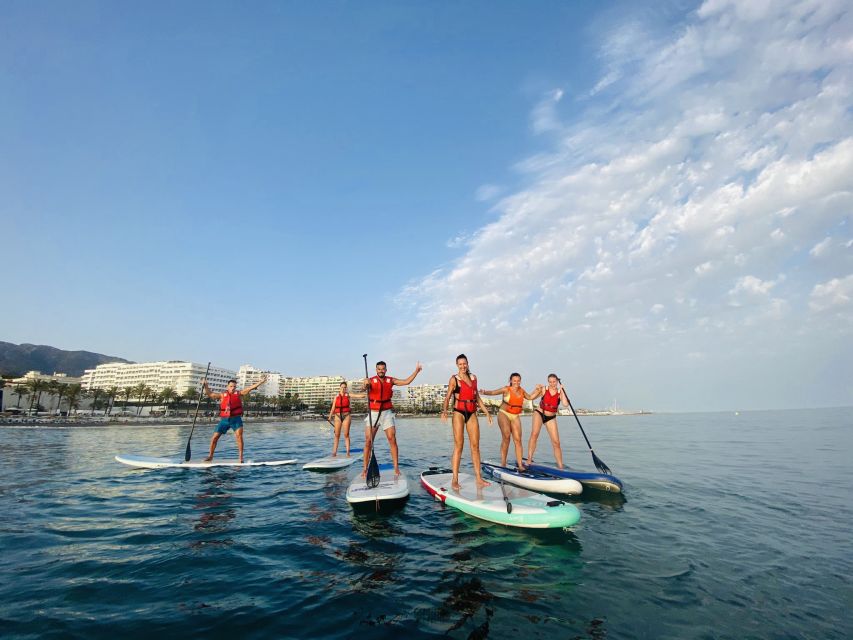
[3,1,851,411]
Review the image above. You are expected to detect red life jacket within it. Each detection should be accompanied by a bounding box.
[368,376,394,411]
[334,393,351,415]
[539,389,561,413]
[454,374,478,413]
[220,391,243,417]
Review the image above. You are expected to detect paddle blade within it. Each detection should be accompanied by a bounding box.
[366,451,380,488]
[184,441,191,462]
[592,451,611,475]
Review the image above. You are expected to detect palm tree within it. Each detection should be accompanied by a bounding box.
[122,386,134,412]
[65,384,83,416]
[51,382,69,416]
[13,385,28,409]
[133,383,148,416]
[105,386,119,415]
[89,388,104,415]
[159,387,177,414]
[26,379,47,414]
[183,388,200,416]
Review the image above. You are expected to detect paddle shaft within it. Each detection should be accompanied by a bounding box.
[363,354,380,488]
[560,379,612,474]
[184,362,211,462]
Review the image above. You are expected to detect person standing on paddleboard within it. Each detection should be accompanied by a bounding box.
[327,381,365,457]
[362,360,422,478]
[202,376,267,463]
[440,354,493,491]
[481,373,542,471]
[527,374,570,468]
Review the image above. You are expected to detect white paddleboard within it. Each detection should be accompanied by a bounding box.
[115,454,297,469]
[346,463,410,504]
[420,468,581,529]
[481,461,583,495]
[303,448,363,471]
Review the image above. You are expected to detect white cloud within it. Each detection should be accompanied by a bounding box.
[809,237,832,257]
[475,184,503,202]
[388,0,853,410]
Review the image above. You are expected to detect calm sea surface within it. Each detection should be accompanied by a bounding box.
[0,408,850,639]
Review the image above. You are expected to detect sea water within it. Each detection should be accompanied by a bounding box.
[0,408,850,638]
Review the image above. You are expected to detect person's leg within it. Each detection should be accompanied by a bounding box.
[466,415,489,487]
[544,418,564,468]
[205,431,222,461]
[510,416,525,469]
[385,425,400,475]
[332,416,342,456]
[235,427,244,463]
[527,411,544,463]
[451,412,466,490]
[342,415,352,456]
[497,412,512,466]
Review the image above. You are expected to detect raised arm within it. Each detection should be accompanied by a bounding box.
[525,384,544,401]
[240,376,267,395]
[349,391,366,399]
[479,386,506,396]
[393,362,423,386]
[202,380,222,400]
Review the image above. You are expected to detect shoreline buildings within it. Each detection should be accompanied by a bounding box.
[80,361,236,394]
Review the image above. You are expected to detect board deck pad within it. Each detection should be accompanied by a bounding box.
[303,449,363,471]
[346,463,410,504]
[523,460,624,493]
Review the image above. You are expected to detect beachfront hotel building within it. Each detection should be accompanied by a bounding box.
[237,365,283,398]
[10,371,82,385]
[279,375,374,407]
[80,361,236,394]
[396,383,449,411]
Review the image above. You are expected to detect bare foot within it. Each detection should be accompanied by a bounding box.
[476,478,491,488]
[331,453,337,458]
[361,469,367,478]
[451,479,461,491]
[517,464,527,472]
[203,456,213,462]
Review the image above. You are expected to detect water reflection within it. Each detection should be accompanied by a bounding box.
[190,470,238,545]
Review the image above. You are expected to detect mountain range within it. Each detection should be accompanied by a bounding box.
[0,342,131,378]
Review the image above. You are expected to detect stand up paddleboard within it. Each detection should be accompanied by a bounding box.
[303,448,363,471]
[523,460,624,493]
[480,461,583,495]
[421,468,581,529]
[115,455,297,469]
[346,463,409,508]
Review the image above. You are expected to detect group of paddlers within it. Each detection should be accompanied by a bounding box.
[201,355,573,491]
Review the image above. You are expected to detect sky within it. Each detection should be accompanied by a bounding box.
[2,0,851,411]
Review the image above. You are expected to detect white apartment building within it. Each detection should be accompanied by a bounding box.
[396,383,449,410]
[81,361,236,394]
[278,375,391,408]
[236,365,283,397]
[11,371,82,385]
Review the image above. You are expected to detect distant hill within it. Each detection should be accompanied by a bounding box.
[0,342,132,378]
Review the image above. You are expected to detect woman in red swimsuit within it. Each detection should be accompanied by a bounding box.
[527,374,570,468]
[440,354,493,490]
[327,381,365,457]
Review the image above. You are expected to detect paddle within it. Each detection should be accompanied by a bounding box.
[363,354,380,488]
[498,473,513,514]
[184,362,211,462]
[559,378,612,475]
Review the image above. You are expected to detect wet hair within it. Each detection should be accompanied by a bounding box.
[548,373,558,381]
[376,361,386,367]
[509,372,521,382]
[227,379,237,385]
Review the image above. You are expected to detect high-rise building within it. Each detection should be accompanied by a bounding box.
[80,361,236,395]
[236,365,283,397]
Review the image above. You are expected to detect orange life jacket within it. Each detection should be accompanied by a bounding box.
[368,376,394,411]
[453,374,478,413]
[220,391,243,417]
[502,386,524,415]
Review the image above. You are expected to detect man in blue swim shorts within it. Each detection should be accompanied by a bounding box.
[202,376,267,463]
